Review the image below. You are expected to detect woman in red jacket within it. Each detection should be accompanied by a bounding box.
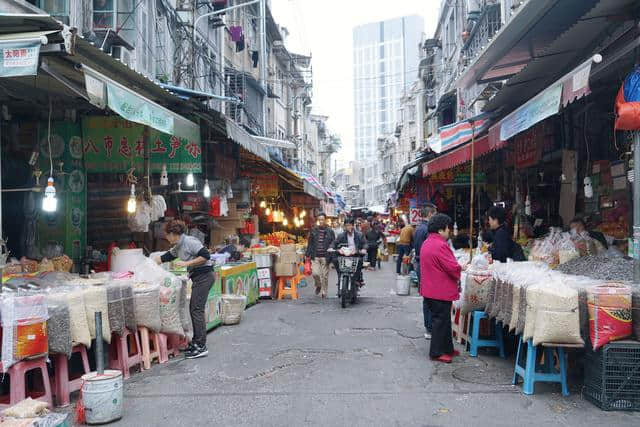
[419,214,462,363]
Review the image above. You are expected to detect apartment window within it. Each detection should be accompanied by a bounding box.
[38,0,69,24]
[93,0,136,44]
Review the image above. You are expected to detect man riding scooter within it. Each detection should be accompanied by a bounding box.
[331,218,366,291]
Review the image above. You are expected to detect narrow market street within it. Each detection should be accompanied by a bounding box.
[115,261,638,427]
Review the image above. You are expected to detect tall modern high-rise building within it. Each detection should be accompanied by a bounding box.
[353,15,424,164]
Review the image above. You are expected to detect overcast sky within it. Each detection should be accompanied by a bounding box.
[271,0,440,167]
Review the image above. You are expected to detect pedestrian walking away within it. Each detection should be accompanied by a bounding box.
[419,214,462,363]
[155,219,214,359]
[364,224,384,270]
[305,213,335,298]
[396,220,414,274]
[414,204,437,339]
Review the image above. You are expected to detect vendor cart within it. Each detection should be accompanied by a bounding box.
[220,261,259,307]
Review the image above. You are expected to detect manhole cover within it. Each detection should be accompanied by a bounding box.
[451,364,513,386]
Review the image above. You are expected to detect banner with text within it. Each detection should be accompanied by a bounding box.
[81,116,202,173]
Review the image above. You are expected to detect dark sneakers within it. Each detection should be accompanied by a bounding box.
[181,342,196,353]
[186,345,209,359]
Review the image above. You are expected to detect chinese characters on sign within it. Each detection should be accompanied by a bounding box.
[0,40,40,77]
[81,116,202,173]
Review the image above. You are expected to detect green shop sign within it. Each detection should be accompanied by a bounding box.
[81,116,202,173]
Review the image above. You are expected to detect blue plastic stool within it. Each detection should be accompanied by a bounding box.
[468,310,505,358]
[512,336,569,396]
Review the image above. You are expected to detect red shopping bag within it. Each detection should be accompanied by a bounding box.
[303,259,312,276]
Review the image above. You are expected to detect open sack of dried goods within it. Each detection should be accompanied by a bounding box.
[459,255,493,315]
[179,278,193,340]
[118,281,137,332]
[83,286,111,343]
[45,296,72,357]
[1,294,49,371]
[588,282,632,350]
[220,294,247,325]
[530,282,584,346]
[106,282,125,336]
[133,283,162,332]
[133,258,185,335]
[47,288,91,348]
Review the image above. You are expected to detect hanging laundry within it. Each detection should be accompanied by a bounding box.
[212,0,227,11]
[235,36,245,52]
[229,26,243,42]
[251,51,259,68]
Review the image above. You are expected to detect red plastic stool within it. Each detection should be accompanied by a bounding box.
[165,334,183,359]
[0,356,53,409]
[51,345,90,407]
[108,328,143,379]
[138,327,168,370]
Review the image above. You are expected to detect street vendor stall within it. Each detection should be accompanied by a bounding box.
[219,261,259,307]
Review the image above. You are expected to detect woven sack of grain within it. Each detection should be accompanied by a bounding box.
[159,277,184,335]
[532,284,583,346]
[83,286,111,343]
[460,272,493,315]
[45,297,72,357]
[220,294,247,325]
[133,283,162,332]
[48,289,91,348]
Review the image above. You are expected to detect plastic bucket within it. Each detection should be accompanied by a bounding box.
[396,275,411,296]
[81,370,124,424]
[110,248,145,273]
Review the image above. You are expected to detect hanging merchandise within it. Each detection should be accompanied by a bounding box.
[150,195,167,221]
[614,65,640,130]
[251,51,259,68]
[220,194,229,217]
[209,196,221,217]
[160,164,169,186]
[227,182,233,199]
[128,201,152,232]
[229,26,243,42]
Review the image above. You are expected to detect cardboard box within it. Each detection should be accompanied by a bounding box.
[257,267,272,280]
[274,262,296,277]
[278,252,299,264]
[280,244,296,253]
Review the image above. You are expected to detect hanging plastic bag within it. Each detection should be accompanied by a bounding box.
[303,258,312,276]
[615,66,640,130]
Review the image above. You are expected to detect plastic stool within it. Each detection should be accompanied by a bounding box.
[0,356,53,409]
[108,328,143,379]
[165,335,185,359]
[277,276,298,300]
[51,345,90,407]
[468,310,505,358]
[138,327,168,369]
[512,336,569,396]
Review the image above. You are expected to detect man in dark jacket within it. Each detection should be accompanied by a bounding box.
[413,203,437,339]
[333,218,366,287]
[305,213,335,298]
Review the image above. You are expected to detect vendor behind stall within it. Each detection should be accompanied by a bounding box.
[569,217,609,250]
[487,207,525,262]
[154,220,213,359]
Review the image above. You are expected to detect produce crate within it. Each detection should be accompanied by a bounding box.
[583,340,640,411]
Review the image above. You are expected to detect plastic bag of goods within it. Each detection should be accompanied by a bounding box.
[105,282,125,336]
[133,283,162,332]
[461,272,493,315]
[47,289,91,348]
[119,281,137,332]
[564,275,602,342]
[158,277,184,336]
[179,278,193,340]
[220,294,247,325]
[558,236,580,265]
[453,272,466,310]
[83,286,111,343]
[45,296,72,357]
[500,279,514,327]
[532,282,584,346]
[587,282,632,350]
[1,294,49,371]
[133,257,173,285]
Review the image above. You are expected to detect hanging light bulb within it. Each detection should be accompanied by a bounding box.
[265,206,271,216]
[127,184,137,213]
[300,218,304,226]
[259,200,266,208]
[283,217,289,226]
[300,209,307,218]
[160,164,168,186]
[185,171,194,187]
[42,177,57,212]
[294,217,300,227]
[203,179,211,198]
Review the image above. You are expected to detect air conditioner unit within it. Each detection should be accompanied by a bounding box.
[111,45,132,68]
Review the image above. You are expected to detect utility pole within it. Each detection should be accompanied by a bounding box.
[259,0,268,136]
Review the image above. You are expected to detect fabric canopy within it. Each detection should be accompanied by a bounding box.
[422,135,505,177]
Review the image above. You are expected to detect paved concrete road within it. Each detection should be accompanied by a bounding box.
[114,261,638,426]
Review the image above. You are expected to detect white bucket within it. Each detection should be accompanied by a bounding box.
[81,370,124,424]
[396,275,411,296]
[111,248,145,273]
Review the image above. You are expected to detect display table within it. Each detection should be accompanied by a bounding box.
[220,261,259,307]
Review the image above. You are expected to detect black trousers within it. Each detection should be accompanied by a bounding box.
[425,298,453,358]
[367,245,378,266]
[190,270,215,347]
[396,244,411,274]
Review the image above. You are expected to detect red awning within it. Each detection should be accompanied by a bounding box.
[422,135,506,177]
